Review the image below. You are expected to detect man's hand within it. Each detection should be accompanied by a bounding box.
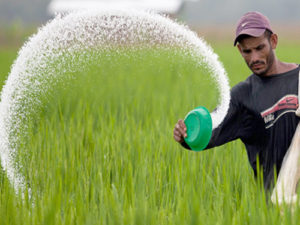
[173,119,187,143]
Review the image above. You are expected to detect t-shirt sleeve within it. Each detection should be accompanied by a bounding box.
[205,91,243,149]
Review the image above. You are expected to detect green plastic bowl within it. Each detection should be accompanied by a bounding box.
[184,106,212,151]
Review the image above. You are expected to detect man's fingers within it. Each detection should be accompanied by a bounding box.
[173,134,182,142]
[174,129,181,137]
[173,131,184,142]
[175,120,187,138]
[179,120,187,137]
[178,120,187,131]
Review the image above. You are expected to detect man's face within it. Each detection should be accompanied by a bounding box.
[237,33,277,76]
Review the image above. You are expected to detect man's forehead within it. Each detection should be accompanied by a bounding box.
[238,34,267,48]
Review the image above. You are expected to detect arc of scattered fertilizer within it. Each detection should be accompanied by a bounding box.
[0,10,230,194]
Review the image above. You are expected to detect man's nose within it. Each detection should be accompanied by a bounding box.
[250,51,260,63]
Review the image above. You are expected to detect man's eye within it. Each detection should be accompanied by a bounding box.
[243,50,251,54]
[256,45,264,50]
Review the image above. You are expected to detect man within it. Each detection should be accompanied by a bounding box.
[173,11,299,189]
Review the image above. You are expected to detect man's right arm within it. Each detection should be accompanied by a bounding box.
[173,87,245,150]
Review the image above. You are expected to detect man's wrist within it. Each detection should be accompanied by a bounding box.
[180,140,191,150]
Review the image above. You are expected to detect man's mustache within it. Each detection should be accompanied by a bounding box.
[250,61,265,67]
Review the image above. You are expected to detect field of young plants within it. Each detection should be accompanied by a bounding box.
[0,35,300,225]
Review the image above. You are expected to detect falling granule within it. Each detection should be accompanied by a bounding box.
[0,9,230,194]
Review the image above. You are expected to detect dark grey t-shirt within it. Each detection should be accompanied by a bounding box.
[182,66,300,189]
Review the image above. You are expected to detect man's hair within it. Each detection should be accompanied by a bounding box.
[264,29,273,41]
[236,30,273,44]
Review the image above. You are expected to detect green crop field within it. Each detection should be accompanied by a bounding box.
[0,36,300,225]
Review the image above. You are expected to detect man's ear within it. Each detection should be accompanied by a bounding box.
[270,33,278,49]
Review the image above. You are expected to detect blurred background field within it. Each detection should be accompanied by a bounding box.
[1,1,300,224]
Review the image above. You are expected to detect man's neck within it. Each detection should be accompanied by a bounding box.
[267,60,298,76]
[263,59,298,77]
